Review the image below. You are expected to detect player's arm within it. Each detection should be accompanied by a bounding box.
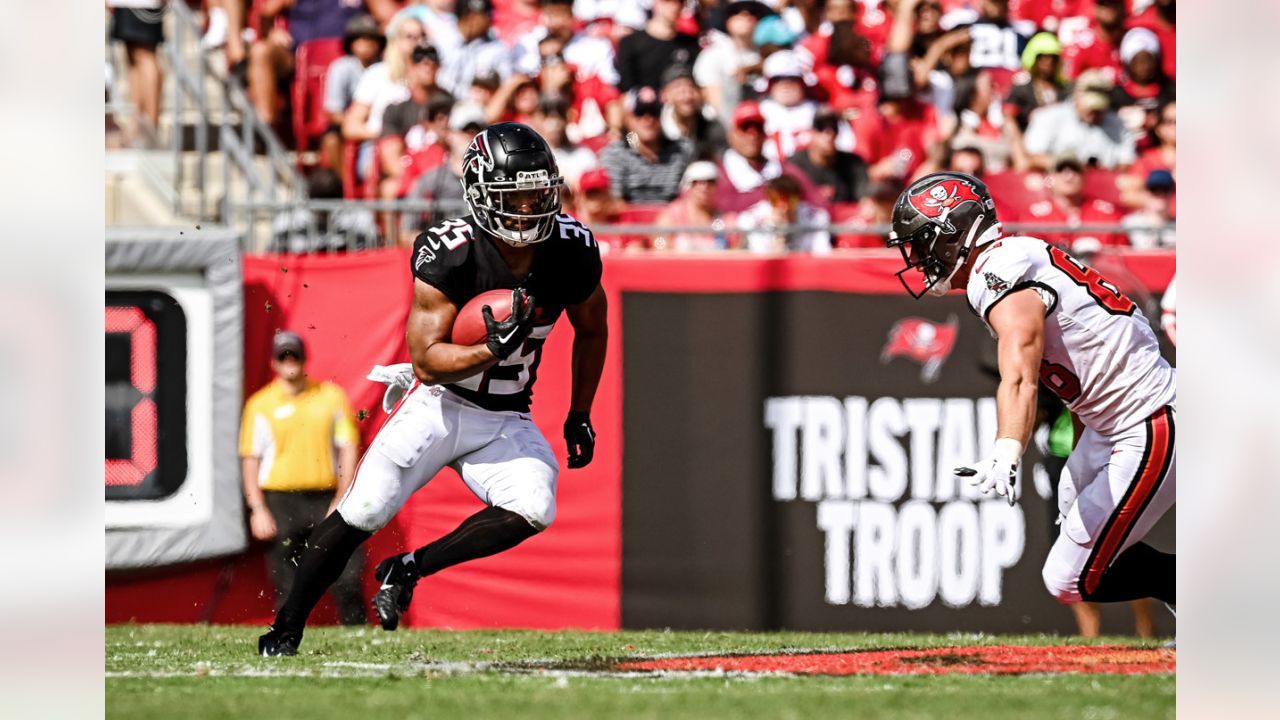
[988,289,1048,447]
[566,284,608,414]
[563,284,608,468]
[406,278,502,385]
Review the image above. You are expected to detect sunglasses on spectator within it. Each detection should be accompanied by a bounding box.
[275,351,302,362]
[738,121,765,133]
[814,122,839,134]
[633,107,661,118]
[689,178,716,186]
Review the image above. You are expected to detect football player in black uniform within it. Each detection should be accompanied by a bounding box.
[259,122,607,655]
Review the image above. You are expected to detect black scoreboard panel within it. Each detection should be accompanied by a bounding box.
[105,290,188,501]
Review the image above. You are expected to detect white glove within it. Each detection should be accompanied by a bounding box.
[955,437,1023,506]
[366,363,416,413]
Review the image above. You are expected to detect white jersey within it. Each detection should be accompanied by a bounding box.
[966,236,1175,435]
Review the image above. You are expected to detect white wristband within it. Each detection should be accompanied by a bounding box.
[992,437,1024,465]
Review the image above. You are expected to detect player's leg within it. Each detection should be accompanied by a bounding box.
[259,384,456,654]
[1042,407,1176,605]
[374,413,556,621]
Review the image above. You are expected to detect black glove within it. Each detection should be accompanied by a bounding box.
[482,287,536,359]
[564,411,595,469]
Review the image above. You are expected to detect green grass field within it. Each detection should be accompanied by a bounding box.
[106,625,1174,720]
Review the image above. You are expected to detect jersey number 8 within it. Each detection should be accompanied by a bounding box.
[1047,246,1136,315]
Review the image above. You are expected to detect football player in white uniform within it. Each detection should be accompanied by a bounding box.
[887,172,1175,613]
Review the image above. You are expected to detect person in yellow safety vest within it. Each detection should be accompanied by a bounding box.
[240,330,365,625]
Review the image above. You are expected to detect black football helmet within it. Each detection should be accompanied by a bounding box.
[887,172,1002,298]
[461,122,564,246]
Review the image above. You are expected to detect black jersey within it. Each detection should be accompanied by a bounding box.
[411,213,602,412]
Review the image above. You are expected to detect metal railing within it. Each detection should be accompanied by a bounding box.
[230,198,1175,254]
[164,0,306,227]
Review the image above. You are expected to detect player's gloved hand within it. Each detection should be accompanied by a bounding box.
[564,411,595,468]
[954,437,1023,506]
[483,287,536,359]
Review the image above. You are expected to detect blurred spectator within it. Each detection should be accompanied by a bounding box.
[799,4,881,115]
[484,73,542,125]
[789,107,870,203]
[760,50,857,161]
[492,0,543,47]
[396,0,464,64]
[738,174,832,254]
[247,0,364,127]
[949,70,1011,172]
[401,104,482,242]
[693,1,767,122]
[390,93,456,199]
[869,94,942,182]
[944,144,986,178]
[1127,0,1175,80]
[1109,27,1174,118]
[781,0,826,37]
[1021,69,1134,171]
[573,168,632,251]
[1121,169,1176,250]
[1119,99,1174,209]
[1003,31,1069,171]
[240,330,365,626]
[654,162,736,252]
[343,14,425,169]
[534,97,599,191]
[834,179,900,249]
[322,14,386,173]
[271,168,380,252]
[515,0,617,85]
[660,64,727,161]
[1058,0,1126,81]
[716,100,822,213]
[377,45,451,199]
[108,0,165,144]
[615,0,701,93]
[600,87,696,204]
[1023,154,1125,252]
[436,0,512,97]
[927,0,1030,93]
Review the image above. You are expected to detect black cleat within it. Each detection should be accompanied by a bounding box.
[258,627,302,657]
[372,555,418,631]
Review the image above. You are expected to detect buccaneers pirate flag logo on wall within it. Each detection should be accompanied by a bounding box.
[907,179,984,233]
[881,315,959,383]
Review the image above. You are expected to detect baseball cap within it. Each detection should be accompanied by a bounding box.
[273,330,306,360]
[1052,152,1084,172]
[457,0,493,17]
[343,14,385,54]
[726,1,774,20]
[1074,69,1112,112]
[1119,27,1161,65]
[449,103,486,132]
[661,63,696,89]
[579,168,611,194]
[680,160,719,189]
[763,50,805,81]
[626,86,663,117]
[813,105,841,130]
[1145,168,1175,192]
[411,43,440,64]
[732,100,765,128]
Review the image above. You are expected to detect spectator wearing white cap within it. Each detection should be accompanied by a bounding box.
[693,1,769,122]
[654,162,737,252]
[1109,26,1174,114]
[758,50,857,162]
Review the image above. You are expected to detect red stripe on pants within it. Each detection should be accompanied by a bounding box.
[336,379,419,509]
[1080,407,1173,597]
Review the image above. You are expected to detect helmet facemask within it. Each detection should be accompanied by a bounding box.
[466,172,564,247]
[888,213,989,299]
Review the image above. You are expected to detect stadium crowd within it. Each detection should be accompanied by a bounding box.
[184,0,1176,252]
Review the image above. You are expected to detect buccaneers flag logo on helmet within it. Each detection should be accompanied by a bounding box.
[907,179,984,233]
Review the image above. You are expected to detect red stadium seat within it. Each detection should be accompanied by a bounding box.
[342,141,365,199]
[292,38,344,160]
[982,171,1050,221]
[1082,168,1123,208]
[618,205,664,225]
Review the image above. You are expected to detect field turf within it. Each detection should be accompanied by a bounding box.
[106,624,1174,720]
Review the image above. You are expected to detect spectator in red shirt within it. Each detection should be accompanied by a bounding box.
[1127,0,1175,80]
[797,2,880,115]
[654,162,737,252]
[572,168,633,252]
[834,179,901,249]
[1119,98,1174,209]
[869,95,941,182]
[491,0,542,48]
[1058,0,1126,82]
[1023,153,1126,252]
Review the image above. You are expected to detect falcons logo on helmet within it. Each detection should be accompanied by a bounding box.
[464,130,495,180]
[908,179,984,233]
[880,315,959,383]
